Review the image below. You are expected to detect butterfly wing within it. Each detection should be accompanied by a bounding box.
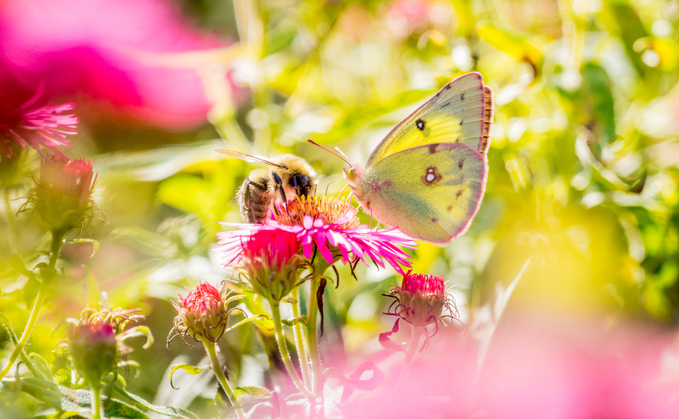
[365,72,492,169]
[359,143,487,243]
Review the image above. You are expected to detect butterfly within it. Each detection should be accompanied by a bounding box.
[342,72,493,243]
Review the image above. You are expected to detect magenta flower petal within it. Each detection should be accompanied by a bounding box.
[215,196,417,273]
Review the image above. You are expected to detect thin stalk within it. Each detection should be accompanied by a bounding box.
[395,325,423,389]
[306,272,322,395]
[290,287,311,386]
[4,190,19,255]
[0,232,63,380]
[270,301,314,400]
[200,338,245,419]
[91,382,103,419]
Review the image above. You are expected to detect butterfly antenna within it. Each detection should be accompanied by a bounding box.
[334,147,351,164]
[307,139,352,166]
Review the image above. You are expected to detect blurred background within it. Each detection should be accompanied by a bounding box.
[2,0,679,416]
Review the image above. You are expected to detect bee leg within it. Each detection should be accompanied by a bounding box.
[272,172,289,213]
[244,181,255,223]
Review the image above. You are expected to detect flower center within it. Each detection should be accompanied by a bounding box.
[275,196,360,229]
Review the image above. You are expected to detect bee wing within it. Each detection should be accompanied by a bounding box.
[216,149,284,168]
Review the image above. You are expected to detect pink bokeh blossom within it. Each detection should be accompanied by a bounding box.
[0,0,225,129]
[0,90,77,158]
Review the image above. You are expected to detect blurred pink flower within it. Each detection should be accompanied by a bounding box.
[346,315,678,419]
[0,0,225,129]
[216,196,417,273]
[0,87,77,158]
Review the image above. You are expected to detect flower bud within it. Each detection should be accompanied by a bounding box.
[30,155,96,235]
[171,282,229,343]
[68,321,117,384]
[387,270,452,328]
[240,229,300,301]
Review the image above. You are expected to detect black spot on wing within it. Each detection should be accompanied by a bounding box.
[460,93,465,101]
[458,158,465,169]
[416,119,425,131]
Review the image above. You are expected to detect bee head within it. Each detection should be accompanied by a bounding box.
[290,174,313,197]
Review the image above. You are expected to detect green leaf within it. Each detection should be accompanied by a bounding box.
[0,377,150,418]
[581,63,616,141]
[111,382,200,419]
[157,175,209,216]
[120,326,154,349]
[281,316,307,329]
[28,353,55,383]
[233,386,271,404]
[7,254,35,278]
[225,314,269,333]
[169,364,205,390]
[476,21,543,70]
[251,316,275,334]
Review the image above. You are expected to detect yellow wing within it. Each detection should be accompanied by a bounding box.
[365,72,493,168]
[358,143,487,243]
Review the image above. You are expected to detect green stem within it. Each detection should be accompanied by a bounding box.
[4,190,19,255]
[0,232,63,380]
[270,301,315,400]
[91,382,103,419]
[200,338,245,419]
[306,272,323,395]
[395,325,423,389]
[291,287,311,387]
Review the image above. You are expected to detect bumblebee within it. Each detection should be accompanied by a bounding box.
[217,150,317,223]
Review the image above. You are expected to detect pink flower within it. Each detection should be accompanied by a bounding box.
[169,282,244,345]
[380,270,460,351]
[239,229,301,300]
[401,270,445,296]
[0,84,77,158]
[216,196,417,273]
[242,229,299,272]
[174,282,223,320]
[0,0,227,129]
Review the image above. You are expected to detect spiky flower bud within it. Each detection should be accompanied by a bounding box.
[385,270,458,329]
[28,155,96,235]
[170,282,239,344]
[240,229,301,301]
